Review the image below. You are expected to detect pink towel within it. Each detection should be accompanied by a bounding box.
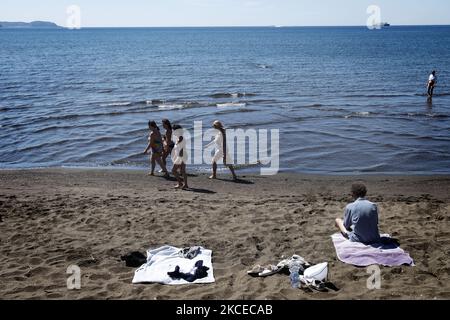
[331,233,414,267]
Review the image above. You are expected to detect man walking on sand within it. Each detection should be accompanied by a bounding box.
[335,183,381,244]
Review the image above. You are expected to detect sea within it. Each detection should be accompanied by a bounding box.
[1,26,450,174]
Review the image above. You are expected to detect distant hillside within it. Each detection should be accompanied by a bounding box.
[0,21,62,28]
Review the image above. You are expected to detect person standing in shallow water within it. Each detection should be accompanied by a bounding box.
[427,70,437,99]
[144,121,169,177]
[206,120,237,181]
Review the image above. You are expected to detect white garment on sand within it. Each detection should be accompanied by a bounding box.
[132,245,215,285]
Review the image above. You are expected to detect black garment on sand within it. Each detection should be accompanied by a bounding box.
[167,260,209,282]
[121,251,147,267]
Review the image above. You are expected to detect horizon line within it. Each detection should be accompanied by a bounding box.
[14,24,450,29]
[86,24,449,28]
[2,20,450,29]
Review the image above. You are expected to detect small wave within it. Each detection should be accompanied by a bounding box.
[343,94,413,98]
[246,99,278,104]
[146,99,166,105]
[16,138,90,153]
[215,108,257,115]
[415,92,450,97]
[427,114,449,119]
[209,92,256,99]
[98,89,115,93]
[405,112,449,119]
[157,104,185,110]
[110,152,145,165]
[357,163,389,172]
[88,136,126,144]
[256,64,272,69]
[344,111,371,118]
[216,102,247,108]
[22,109,155,128]
[32,123,98,134]
[100,102,132,107]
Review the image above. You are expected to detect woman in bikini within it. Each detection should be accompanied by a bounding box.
[144,120,169,177]
[162,119,175,169]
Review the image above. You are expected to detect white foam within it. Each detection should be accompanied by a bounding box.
[345,111,370,119]
[100,102,132,107]
[216,102,247,108]
[157,104,185,110]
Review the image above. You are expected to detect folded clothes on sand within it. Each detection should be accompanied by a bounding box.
[247,255,310,277]
[247,264,282,277]
[331,233,414,267]
[277,254,310,271]
[167,260,209,282]
[179,246,201,259]
[246,255,338,292]
[132,245,215,285]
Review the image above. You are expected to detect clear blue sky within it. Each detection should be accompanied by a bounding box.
[2,0,450,27]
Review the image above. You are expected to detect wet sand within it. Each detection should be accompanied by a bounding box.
[0,168,449,300]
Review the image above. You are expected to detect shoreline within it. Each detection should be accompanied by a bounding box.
[2,166,450,177]
[2,168,450,201]
[0,168,449,299]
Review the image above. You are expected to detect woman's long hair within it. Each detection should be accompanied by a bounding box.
[148,120,160,131]
[162,119,172,131]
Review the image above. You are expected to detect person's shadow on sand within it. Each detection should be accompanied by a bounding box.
[215,178,254,184]
[187,188,216,194]
[157,175,178,182]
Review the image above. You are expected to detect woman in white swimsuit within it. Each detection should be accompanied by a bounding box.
[205,120,237,181]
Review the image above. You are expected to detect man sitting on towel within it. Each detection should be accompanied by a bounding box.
[335,183,381,244]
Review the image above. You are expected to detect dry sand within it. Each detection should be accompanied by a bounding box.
[0,168,449,300]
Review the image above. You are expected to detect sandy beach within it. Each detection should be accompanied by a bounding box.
[0,168,449,300]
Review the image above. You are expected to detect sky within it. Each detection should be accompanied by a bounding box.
[1,0,450,27]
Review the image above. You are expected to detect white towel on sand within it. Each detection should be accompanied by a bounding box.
[132,245,215,285]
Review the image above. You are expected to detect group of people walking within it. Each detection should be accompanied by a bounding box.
[144,119,237,190]
[144,119,382,245]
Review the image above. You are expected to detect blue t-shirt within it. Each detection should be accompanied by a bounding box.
[344,198,381,244]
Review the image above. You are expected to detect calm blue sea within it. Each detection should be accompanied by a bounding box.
[1,26,450,174]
